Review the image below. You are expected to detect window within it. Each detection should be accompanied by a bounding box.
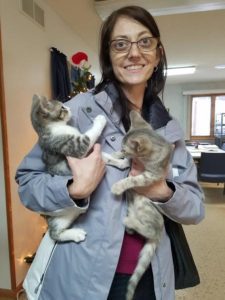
[190,94,225,140]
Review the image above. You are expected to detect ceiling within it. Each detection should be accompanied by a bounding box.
[45,0,225,85]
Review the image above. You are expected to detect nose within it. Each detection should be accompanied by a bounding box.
[128,42,141,57]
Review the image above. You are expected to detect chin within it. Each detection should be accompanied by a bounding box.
[124,80,147,87]
[125,75,149,84]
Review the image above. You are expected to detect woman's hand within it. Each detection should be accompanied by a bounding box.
[67,144,106,199]
[130,159,173,202]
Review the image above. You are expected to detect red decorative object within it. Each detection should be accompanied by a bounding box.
[72,52,88,65]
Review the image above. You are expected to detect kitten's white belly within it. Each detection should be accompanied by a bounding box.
[48,123,80,136]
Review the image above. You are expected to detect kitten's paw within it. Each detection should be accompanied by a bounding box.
[123,218,134,234]
[94,115,107,127]
[72,229,87,243]
[111,151,124,159]
[118,158,130,169]
[125,227,134,235]
[111,183,125,195]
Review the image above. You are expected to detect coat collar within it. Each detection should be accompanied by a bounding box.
[147,97,172,130]
[93,83,173,135]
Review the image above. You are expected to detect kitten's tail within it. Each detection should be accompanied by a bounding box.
[126,241,157,300]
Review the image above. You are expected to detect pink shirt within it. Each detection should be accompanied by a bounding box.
[116,232,145,274]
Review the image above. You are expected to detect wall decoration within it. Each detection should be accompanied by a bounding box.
[70,51,95,96]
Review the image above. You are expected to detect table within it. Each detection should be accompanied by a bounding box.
[186,144,225,159]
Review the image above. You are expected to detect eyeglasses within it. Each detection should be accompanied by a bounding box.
[110,37,159,53]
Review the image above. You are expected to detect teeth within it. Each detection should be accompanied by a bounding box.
[126,65,143,70]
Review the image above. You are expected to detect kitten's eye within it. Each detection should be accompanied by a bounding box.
[40,111,49,118]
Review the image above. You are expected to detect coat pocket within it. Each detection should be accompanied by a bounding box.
[77,106,94,132]
[23,231,57,299]
[104,133,124,152]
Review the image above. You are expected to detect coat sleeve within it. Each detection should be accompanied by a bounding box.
[155,123,205,225]
[15,143,89,214]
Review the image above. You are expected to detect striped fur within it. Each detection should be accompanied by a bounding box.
[111,110,173,300]
[30,95,129,243]
[30,95,107,243]
[31,95,107,176]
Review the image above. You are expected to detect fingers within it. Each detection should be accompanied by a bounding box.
[66,143,102,163]
[129,158,144,176]
[90,144,105,169]
[66,144,105,199]
[66,156,77,164]
[90,143,102,160]
[92,143,101,153]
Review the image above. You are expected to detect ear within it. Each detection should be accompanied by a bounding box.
[32,94,48,107]
[32,94,41,106]
[155,46,163,68]
[40,95,48,106]
[37,97,49,114]
[34,95,49,117]
[129,138,141,152]
[130,136,152,153]
[129,110,150,129]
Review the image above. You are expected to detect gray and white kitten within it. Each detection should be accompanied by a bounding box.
[111,110,173,300]
[31,95,129,243]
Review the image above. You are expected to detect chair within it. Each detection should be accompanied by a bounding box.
[198,152,225,194]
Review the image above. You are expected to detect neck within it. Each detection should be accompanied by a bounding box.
[121,84,146,112]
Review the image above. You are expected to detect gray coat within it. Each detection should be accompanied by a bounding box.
[15,85,205,300]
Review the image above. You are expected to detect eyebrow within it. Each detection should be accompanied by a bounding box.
[111,30,152,40]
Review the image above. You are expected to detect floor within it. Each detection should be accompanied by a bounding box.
[1,183,224,300]
[176,182,225,300]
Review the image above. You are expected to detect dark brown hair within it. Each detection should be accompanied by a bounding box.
[94,6,167,129]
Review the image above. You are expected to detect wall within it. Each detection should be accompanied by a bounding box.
[164,81,225,139]
[0,114,11,289]
[0,0,100,289]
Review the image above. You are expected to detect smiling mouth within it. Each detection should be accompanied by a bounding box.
[125,65,145,71]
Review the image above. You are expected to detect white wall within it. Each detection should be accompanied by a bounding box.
[0,0,100,288]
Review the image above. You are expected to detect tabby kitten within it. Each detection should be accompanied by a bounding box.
[31,94,108,176]
[31,95,129,243]
[111,110,173,300]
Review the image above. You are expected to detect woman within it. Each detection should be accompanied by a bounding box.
[15,6,205,300]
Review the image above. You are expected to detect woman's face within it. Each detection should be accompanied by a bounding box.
[109,17,160,90]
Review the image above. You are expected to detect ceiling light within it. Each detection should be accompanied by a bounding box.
[166,66,196,76]
[215,64,225,69]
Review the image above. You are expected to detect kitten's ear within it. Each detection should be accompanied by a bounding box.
[32,94,41,106]
[32,94,49,117]
[39,96,49,107]
[129,139,140,152]
[39,96,50,114]
[130,136,151,152]
[130,137,153,156]
[32,94,48,107]
[129,110,152,129]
